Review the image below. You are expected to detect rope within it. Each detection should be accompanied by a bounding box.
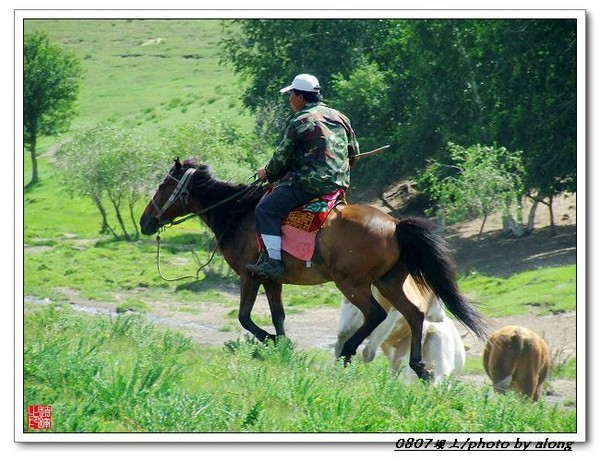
[169,177,263,226]
[155,227,226,282]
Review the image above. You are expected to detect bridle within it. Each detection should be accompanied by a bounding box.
[151,167,196,221]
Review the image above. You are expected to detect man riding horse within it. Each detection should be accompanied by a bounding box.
[246,73,360,279]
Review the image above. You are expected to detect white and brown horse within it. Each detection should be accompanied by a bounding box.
[336,278,466,384]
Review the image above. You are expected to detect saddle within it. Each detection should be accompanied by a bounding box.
[258,189,346,262]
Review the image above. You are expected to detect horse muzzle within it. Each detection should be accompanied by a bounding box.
[140,214,162,235]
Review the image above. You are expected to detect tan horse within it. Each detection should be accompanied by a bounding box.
[483,325,551,400]
[140,158,488,380]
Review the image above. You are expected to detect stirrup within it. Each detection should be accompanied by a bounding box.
[247,251,268,268]
[245,254,284,279]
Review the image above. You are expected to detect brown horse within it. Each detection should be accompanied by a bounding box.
[139,158,488,380]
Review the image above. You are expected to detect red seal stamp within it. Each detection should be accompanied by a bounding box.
[27,405,52,430]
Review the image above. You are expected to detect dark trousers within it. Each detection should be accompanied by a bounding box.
[255,185,318,236]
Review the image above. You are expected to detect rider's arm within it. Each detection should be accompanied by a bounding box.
[264,122,298,183]
[344,116,360,168]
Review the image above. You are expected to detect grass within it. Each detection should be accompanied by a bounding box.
[462,356,485,375]
[460,266,576,317]
[23,19,253,136]
[24,306,576,433]
[552,357,577,380]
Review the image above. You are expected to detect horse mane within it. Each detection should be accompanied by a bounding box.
[183,159,266,239]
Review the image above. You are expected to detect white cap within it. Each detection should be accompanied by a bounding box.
[279,74,321,93]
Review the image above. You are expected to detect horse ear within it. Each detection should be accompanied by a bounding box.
[173,157,182,170]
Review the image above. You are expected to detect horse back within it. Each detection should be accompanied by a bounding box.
[315,204,400,281]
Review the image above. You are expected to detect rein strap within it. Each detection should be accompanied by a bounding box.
[166,177,263,227]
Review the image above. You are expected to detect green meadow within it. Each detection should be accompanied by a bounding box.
[24,19,253,137]
[22,19,577,434]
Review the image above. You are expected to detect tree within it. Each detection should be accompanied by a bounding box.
[219,19,390,144]
[420,143,525,238]
[220,19,389,112]
[55,120,263,239]
[485,20,577,231]
[219,18,577,225]
[55,124,166,240]
[24,31,83,185]
[160,118,267,181]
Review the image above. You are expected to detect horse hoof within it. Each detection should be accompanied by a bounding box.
[410,361,433,382]
[419,369,434,382]
[263,333,278,343]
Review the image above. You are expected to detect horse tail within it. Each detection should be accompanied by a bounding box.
[394,217,489,341]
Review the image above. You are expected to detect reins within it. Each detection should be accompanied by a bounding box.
[167,176,263,226]
[154,174,264,281]
[155,227,226,282]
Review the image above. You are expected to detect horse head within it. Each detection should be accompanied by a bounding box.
[140,157,197,235]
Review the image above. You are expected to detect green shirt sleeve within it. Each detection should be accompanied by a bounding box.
[265,120,298,182]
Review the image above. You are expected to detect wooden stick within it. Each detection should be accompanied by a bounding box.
[353,144,391,160]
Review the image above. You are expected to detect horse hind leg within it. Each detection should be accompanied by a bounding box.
[336,283,387,365]
[374,274,432,382]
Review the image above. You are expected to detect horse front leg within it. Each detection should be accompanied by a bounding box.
[238,275,274,342]
[262,279,286,338]
[335,296,363,359]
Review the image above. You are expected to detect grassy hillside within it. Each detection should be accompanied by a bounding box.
[24,19,254,144]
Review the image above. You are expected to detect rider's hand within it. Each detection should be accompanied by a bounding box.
[257,167,268,182]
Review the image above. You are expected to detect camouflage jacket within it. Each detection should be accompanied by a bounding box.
[265,102,359,195]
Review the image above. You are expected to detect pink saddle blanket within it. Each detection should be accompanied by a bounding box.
[258,189,346,261]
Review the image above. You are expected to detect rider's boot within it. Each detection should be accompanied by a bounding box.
[246,234,285,279]
[245,253,285,279]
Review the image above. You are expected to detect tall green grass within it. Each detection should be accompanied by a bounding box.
[24,306,575,433]
[461,266,576,316]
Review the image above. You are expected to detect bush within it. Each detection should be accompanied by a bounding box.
[55,124,168,239]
